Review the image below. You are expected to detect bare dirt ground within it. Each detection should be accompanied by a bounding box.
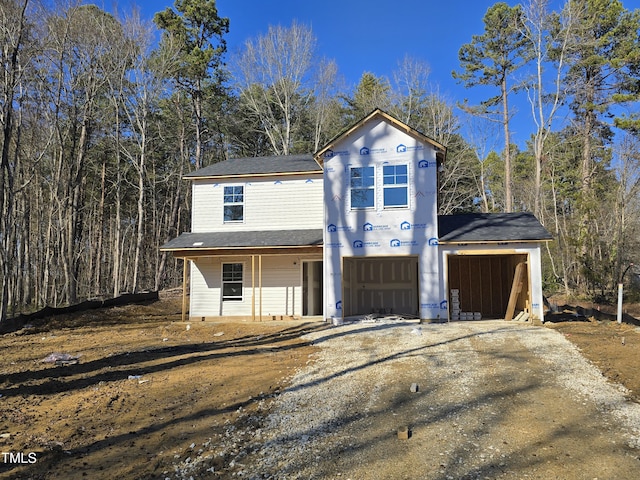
[1,293,640,479]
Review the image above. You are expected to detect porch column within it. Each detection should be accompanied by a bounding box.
[181,258,189,322]
[259,254,263,321]
[251,255,256,321]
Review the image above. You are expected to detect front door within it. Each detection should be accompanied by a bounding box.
[303,261,323,316]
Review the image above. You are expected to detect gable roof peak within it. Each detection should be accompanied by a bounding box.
[314,108,446,165]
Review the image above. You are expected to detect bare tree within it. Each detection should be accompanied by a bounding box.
[233,21,316,155]
[310,58,342,152]
[521,0,571,218]
[390,55,431,126]
[613,136,640,285]
[0,0,31,322]
[118,12,172,293]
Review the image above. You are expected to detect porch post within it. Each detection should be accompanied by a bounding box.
[252,255,256,321]
[181,258,188,322]
[259,254,263,321]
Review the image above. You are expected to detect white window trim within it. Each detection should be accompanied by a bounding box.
[382,164,409,209]
[221,262,244,301]
[223,184,245,224]
[349,166,376,210]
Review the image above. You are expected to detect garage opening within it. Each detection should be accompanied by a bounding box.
[447,254,529,320]
[342,256,418,317]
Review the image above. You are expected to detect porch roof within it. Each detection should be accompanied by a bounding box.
[160,229,323,256]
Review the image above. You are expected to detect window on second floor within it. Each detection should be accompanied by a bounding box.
[350,166,375,209]
[383,164,408,208]
[223,185,243,222]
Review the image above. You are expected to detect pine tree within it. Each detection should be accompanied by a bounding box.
[452,2,529,213]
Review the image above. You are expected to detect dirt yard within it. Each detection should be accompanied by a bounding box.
[1,294,640,479]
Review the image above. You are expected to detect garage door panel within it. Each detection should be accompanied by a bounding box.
[345,257,418,316]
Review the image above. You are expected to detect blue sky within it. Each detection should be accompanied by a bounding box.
[113,0,640,148]
[119,0,498,96]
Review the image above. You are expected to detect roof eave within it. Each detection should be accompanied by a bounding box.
[162,244,323,257]
[183,169,323,181]
[438,238,553,245]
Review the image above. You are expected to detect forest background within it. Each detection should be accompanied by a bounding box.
[1,0,640,323]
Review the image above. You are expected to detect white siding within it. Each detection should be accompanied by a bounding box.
[191,174,323,233]
[189,254,322,318]
[190,258,221,317]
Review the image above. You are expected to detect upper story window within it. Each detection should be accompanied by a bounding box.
[350,166,375,209]
[383,164,408,208]
[223,185,244,222]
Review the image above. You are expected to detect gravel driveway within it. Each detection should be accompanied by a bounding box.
[235,319,640,479]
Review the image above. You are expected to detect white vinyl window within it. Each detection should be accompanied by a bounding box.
[383,164,408,208]
[350,166,375,209]
[223,185,244,222]
[222,263,243,301]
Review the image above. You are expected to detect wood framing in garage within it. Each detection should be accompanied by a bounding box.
[446,253,530,320]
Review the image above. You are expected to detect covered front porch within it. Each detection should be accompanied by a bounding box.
[160,229,323,321]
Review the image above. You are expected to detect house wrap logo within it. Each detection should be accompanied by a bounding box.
[353,239,380,248]
[363,222,390,231]
[390,239,418,247]
[327,224,353,233]
[360,146,386,155]
[324,149,349,159]
[418,159,437,168]
[428,237,439,246]
[400,221,428,230]
[336,301,342,310]
[421,303,439,309]
[397,144,424,153]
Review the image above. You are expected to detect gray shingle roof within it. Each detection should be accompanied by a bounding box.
[160,229,324,251]
[184,154,321,178]
[438,213,552,243]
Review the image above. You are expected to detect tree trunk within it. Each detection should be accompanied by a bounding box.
[132,145,145,294]
[112,153,122,298]
[501,75,512,213]
[0,0,28,322]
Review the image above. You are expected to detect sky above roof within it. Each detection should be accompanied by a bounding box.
[119,0,499,96]
[112,0,640,149]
